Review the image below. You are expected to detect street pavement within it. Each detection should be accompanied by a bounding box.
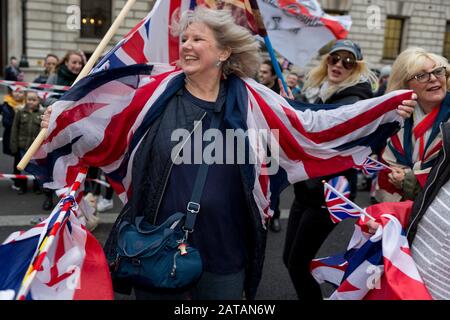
[0,125,372,300]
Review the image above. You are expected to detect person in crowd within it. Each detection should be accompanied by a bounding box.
[1,87,25,191]
[41,8,414,300]
[258,59,281,94]
[42,50,85,210]
[4,57,24,81]
[375,65,392,97]
[9,91,43,194]
[286,71,302,96]
[34,54,59,84]
[46,50,83,87]
[283,39,379,300]
[257,59,283,232]
[367,123,450,300]
[376,47,450,203]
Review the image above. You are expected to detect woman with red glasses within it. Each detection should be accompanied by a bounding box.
[376,47,450,204]
[283,39,379,300]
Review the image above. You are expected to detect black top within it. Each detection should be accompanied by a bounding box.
[155,87,250,274]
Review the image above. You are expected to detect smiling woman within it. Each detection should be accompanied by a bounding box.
[377,47,450,203]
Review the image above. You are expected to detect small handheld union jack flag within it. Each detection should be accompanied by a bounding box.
[359,157,391,176]
[324,176,362,223]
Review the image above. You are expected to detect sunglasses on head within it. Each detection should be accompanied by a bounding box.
[327,53,357,70]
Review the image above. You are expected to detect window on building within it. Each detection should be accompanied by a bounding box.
[383,17,404,60]
[80,0,112,39]
[444,22,450,60]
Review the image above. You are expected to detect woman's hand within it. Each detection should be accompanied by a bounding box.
[366,220,380,235]
[396,93,417,119]
[279,79,294,100]
[40,106,52,129]
[388,166,405,189]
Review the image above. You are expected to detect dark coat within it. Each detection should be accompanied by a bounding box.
[1,102,17,155]
[294,81,374,205]
[10,107,43,154]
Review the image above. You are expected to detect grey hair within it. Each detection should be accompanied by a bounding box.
[172,7,261,78]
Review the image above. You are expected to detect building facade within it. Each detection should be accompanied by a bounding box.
[1,0,450,80]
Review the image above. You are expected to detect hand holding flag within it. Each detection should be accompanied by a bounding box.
[358,156,391,176]
[323,177,375,223]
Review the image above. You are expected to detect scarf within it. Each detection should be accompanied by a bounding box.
[3,95,24,109]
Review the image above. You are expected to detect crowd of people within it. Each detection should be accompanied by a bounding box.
[1,51,114,228]
[1,6,450,300]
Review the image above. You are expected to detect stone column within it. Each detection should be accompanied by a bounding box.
[7,0,23,59]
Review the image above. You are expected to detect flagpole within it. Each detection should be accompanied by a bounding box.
[15,168,88,300]
[322,180,376,221]
[16,0,137,171]
[248,0,289,94]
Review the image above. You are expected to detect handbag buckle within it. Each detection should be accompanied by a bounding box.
[187,202,200,214]
[131,258,141,266]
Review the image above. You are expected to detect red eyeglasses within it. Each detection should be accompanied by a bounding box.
[327,53,357,70]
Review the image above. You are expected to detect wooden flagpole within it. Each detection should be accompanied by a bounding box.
[17,0,137,171]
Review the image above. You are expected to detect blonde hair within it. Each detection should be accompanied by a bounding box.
[387,47,450,92]
[303,53,378,101]
[172,7,261,78]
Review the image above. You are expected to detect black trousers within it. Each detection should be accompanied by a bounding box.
[282,199,336,300]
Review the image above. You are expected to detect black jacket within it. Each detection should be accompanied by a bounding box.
[320,81,373,105]
[406,122,450,244]
[294,81,374,206]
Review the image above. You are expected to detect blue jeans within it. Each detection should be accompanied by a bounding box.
[134,269,245,300]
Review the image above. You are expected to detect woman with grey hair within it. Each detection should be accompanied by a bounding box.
[376,47,450,203]
[41,7,415,300]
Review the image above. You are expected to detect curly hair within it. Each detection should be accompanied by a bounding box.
[172,6,261,78]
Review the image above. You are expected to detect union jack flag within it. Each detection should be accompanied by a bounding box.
[25,59,413,225]
[324,176,361,223]
[358,156,389,176]
[92,0,195,73]
[311,201,432,300]
[0,170,113,300]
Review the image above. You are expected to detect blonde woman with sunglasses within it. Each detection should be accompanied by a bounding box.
[283,40,379,300]
[376,47,450,204]
[300,39,378,104]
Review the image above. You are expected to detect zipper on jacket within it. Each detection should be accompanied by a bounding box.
[152,112,207,224]
[406,123,448,237]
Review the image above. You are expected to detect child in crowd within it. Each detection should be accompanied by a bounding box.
[9,91,44,194]
[1,87,25,191]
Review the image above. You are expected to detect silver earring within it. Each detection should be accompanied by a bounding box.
[216,60,222,68]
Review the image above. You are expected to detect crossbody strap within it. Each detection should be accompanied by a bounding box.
[183,110,222,233]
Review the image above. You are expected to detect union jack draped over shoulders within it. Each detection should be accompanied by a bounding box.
[26,61,412,224]
[377,93,450,201]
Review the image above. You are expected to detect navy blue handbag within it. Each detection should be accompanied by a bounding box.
[111,111,221,292]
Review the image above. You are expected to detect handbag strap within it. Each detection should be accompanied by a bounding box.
[183,110,223,233]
